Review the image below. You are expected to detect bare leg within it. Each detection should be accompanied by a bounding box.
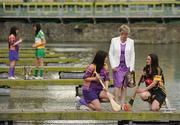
[99,90,109,102]
[139,91,151,101]
[151,100,160,111]
[120,86,127,106]
[34,58,39,67]
[9,60,16,68]
[9,60,16,77]
[139,91,152,110]
[87,99,101,111]
[38,58,44,67]
[114,87,120,103]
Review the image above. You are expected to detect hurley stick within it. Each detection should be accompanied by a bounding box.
[124,75,143,111]
[98,78,121,111]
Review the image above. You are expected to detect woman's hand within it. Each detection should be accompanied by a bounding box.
[32,43,36,48]
[103,87,108,92]
[113,67,117,72]
[136,88,146,93]
[12,38,23,47]
[94,72,101,81]
[142,71,146,76]
[19,38,22,43]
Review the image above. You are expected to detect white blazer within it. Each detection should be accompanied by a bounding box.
[109,36,135,71]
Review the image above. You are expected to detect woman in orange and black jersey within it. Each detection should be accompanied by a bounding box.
[136,53,166,111]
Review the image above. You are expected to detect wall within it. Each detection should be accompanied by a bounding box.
[0,22,180,44]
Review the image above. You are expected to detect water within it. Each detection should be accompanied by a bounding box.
[0,42,180,124]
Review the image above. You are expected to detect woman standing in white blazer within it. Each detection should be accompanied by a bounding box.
[109,25,135,109]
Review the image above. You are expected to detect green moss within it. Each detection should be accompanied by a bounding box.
[0,48,51,54]
[0,53,64,58]
[0,58,80,65]
[0,79,83,86]
[0,66,85,73]
[0,111,179,121]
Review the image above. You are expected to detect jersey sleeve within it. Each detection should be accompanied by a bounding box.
[83,64,95,79]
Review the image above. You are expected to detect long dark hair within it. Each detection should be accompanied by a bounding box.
[92,50,108,73]
[9,26,18,36]
[144,53,160,75]
[149,53,159,74]
[33,23,41,36]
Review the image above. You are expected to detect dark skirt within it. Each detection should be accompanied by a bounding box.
[149,88,166,107]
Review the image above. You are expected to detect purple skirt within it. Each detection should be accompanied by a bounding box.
[113,65,129,88]
[83,88,102,103]
[9,50,19,61]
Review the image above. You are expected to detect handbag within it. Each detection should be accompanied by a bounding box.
[125,71,136,88]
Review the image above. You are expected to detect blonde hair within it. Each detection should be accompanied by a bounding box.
[118,24,130,34]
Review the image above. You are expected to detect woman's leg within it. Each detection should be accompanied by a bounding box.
[139,91,151,101]
[87,99,101,111]
[33,58,39,77]
[114,87,120,103]
[139,91,152,110]
[9,60,16,77]
[151,100,160,111]
[38,58,44,77]
[99,90,109,102]
[14,61,17,77]
[120,86,127,106]
[151,92,165,111]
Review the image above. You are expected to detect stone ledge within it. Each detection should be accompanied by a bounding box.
[0,111,179,121]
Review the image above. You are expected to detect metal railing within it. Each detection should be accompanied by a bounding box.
[0,1,179,18]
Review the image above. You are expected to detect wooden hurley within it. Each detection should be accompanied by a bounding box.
[124,75,143,111]
[98,78,121,112]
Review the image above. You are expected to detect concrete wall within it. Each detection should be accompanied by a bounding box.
[0,22,180,44]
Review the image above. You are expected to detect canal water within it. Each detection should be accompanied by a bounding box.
[0,42,180,125]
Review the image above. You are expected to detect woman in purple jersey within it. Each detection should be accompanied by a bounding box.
[76,50,110,111]
[8,26,22,79]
